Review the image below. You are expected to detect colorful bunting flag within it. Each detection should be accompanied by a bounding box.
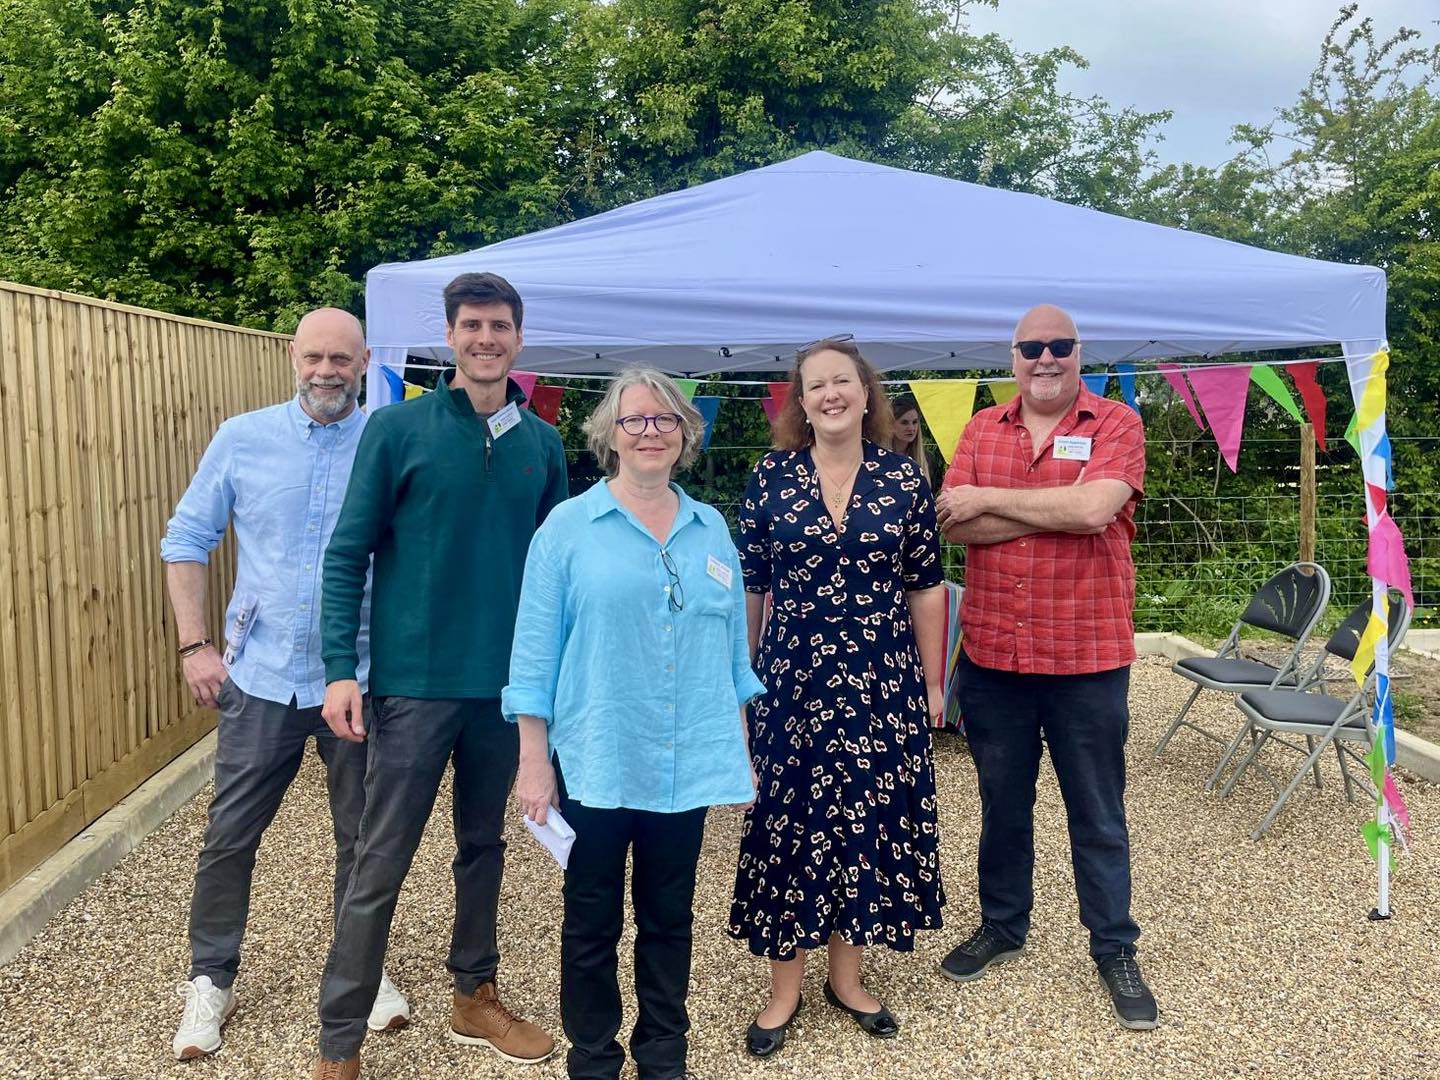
[910,380,978,465]
[1115,362,1138,412]
[1344,411,1361,456]
[1361,819,1393,865]
[764,382,791,425]
[1350,608,1388,688]
[1081,373,1110,397]
[381,366,406,401]
[1158,363,1206,431]
[1383,773,1411,835]
[403,383,425,401]
[1355,348,1389,432]
[1367,515,1415,607]
[693,396,721,449]
[1249,365,1304,423]
[1187,365,1252,473]
[1287,360,1328,451]
[675,378,699,401]
[988,380,1018,406]
[511,370,539,405]
[530,384,564,425]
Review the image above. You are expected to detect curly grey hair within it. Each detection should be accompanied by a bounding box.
[583,366,706,477]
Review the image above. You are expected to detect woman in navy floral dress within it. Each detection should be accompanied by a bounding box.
[730,337,947,1056]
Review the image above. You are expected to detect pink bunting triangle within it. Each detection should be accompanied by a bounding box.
[510,370,539,406]
[1187,365,1252,473]
[1383,773,1411,835]
[1158,363,1205,430]
[1287,361,1328,452]
[1368,514,1415,607]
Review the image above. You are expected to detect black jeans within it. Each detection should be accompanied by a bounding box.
[957,650,1141,960]
[189,680,367,988]
[558,766,707,1080]
[317,696,518,1060]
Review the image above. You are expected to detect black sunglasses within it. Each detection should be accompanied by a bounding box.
[1013,338,1079,360]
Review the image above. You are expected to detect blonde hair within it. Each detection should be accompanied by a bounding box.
[583,366,706,477]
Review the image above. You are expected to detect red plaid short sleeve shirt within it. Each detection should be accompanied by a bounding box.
[943,387,1146,674]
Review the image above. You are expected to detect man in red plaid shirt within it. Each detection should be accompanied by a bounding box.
[933,304,1158,1031]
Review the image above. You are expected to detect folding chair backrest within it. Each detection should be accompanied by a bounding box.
[1322,589,1411,668]
[1238,562,1330,639]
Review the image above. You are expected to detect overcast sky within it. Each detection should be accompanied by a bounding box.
[964,0,1439,166]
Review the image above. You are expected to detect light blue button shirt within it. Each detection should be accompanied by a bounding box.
[161,398,370,707]
[502,480,765,813]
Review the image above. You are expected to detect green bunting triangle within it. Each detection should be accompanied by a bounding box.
[1250,366,1304,423]
[1361,819,1392,863]
[1344,412,1361,456]
[675,378,699,401]
[1364,741,1387,793]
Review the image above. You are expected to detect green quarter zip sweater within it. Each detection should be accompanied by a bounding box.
[322,373,569,698]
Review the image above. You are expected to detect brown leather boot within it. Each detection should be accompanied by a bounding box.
[449,982,556,1063]
[311,1055,360,1080]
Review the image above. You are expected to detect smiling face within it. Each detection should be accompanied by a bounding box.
[894,407,921,447]
[1011,304,1081,415]
[799,348,867,444]
[612,384,684,483]
[290,308,368,423]
[446,300,523,396]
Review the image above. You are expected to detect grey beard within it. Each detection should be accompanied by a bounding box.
[298,380,358,419]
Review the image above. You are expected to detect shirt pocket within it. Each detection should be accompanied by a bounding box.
[689,577,735,618]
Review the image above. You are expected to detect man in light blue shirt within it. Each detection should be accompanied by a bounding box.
[160,308,408,1061]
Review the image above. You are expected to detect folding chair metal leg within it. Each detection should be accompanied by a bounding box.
[1307,736,1323,790]
[1219,730,1272,798]
[1252,736,1333,840]
[1206,719,1255,793]
[1154,684,1204,758]
[1336,742,1356,803]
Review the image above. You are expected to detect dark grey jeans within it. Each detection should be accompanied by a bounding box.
[188,679,368,988]
[317,696,518,1061]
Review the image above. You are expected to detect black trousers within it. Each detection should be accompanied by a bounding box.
[957,650,1141,960]
[558,767,707,1080]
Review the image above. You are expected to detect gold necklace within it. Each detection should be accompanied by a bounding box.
[814,452,862,513]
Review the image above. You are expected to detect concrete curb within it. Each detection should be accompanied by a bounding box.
[0,731,216,968]
[1135,631,1440,785]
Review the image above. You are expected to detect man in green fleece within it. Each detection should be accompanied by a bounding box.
[312,272,567,1079]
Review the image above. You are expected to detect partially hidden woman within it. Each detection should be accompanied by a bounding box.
[890,392,940,491]
[504,366,764,1080]
[731,336,948,1057]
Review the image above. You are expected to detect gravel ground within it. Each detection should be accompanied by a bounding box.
[2,657,1437,1080]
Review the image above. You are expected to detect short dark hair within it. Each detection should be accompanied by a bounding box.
[443,272,524,329]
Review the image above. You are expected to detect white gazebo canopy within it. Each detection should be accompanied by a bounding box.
[364,149,1385,405]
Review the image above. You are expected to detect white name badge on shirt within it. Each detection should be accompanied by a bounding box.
[706,554,733,588]
[1053,435,1093,461]
[487,401,522,440]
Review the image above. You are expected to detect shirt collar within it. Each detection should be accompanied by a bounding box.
[584,478,703,531]
[439,369,528,416]
[287,396,366,438]
[996,384,1102,426]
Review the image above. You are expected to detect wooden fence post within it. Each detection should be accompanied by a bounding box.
[1300,421,1317,565]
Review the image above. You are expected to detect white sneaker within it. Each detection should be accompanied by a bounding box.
[173,976,237,1060]
[367,970,411,1032]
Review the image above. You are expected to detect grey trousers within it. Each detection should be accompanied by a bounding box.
[188,679,368,988]
[317,696,518,1060]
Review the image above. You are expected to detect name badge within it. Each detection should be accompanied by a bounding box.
[487,401,522,439]
[706,554,733,588]
[1053,435,1092,461]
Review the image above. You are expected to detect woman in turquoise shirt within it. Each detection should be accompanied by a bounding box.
[504,367,763,1080]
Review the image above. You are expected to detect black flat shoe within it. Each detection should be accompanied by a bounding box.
[823,979,898,1038]
[745,994,803,1058]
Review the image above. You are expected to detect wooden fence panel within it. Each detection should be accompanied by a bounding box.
[0,281,291,892]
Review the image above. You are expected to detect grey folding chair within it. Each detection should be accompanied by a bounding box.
[1219,590,1411,840]
[1153,562,1331,780]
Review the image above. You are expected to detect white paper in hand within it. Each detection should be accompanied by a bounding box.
[522,807,576,870]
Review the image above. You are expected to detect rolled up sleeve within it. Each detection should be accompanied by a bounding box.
[160,421,236,563]
[501,527,568,725]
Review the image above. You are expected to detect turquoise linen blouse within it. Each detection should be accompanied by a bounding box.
[502,479,765,813]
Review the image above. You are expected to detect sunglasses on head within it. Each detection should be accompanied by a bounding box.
[1012,338,1078,360]
[797,332,855,357]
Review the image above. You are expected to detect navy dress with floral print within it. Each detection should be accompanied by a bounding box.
[728,441,946,959]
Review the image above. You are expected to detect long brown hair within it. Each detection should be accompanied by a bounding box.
[889,392,933,480]
[772,337,894,450]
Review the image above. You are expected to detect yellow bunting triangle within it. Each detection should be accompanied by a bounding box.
[403,383,425,400]
[911,380,978,464]
[1350,609,1388,687]
[1355,348,1389,433]
[988,380,1019,406]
